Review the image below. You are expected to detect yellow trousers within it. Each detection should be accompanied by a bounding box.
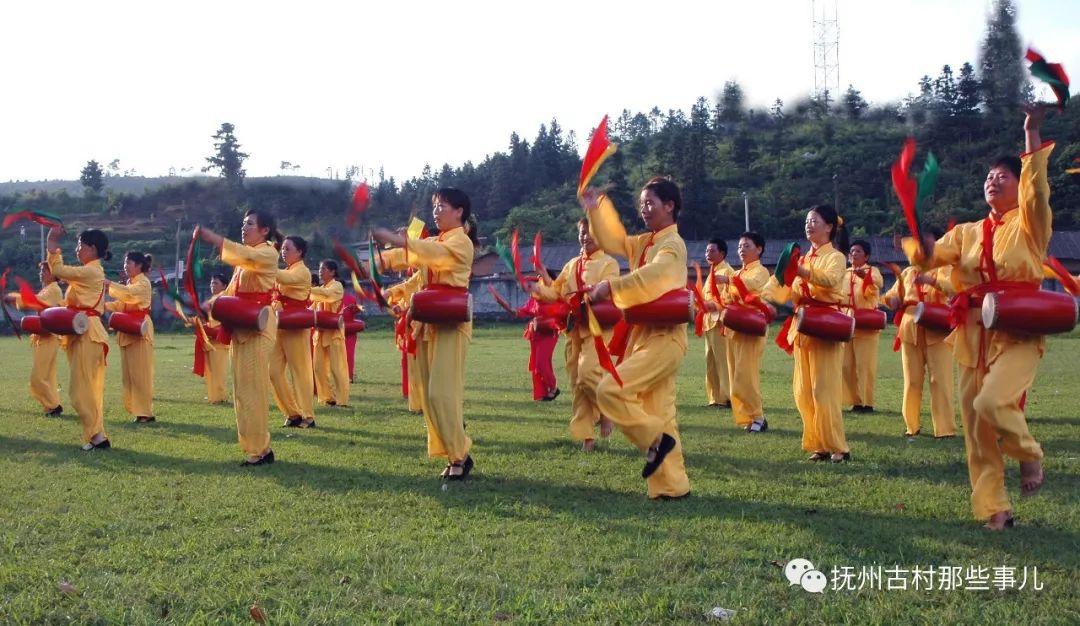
[900,335,956,437]
[269,328,315,419]
[703,327,729,405]
[407,352,422,413]
[959,342,1043,520]
[230,321,276,457]
[843,330,879,407]
[415,326,471,461]
[119,337,154,417]
[566,331,610,441]
[29,335,61,410]
[596,330,690,499]
[725,331,766,426]
[65,335,108,443]
[314,335,350,406]
[204,339,230,403]
[793,337,848,454]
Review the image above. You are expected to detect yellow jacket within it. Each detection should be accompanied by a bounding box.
[589,194,688,349]
[276,261,312,304]
[384,227,475,340]
[311,279,344,347]
[222,239,280,343]
[532,249,619,338]
[107,273,155,345]
[47,251,108,345]
[702,260,734,331]
[883,266,953,346]
[841,264,884,311]
[912,142,1054,367]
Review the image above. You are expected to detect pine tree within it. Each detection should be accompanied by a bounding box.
[842,85,868,120]
[203,123,248,190]
[978,0,1027,119]
[79,160,104,197]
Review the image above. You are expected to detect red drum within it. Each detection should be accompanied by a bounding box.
[20,315,44,334]
[108,312,150,337]
[721,304,768,337]
[623,289,694,326]
[982,290,1078,335]
[853,308,887,331]
[539,300,571,320]
[586,300,622,328]
[796,306,855,341]
[343,319,366,334]
[315,310,344,331]
[41,307,89,335]
[913,302,952,332]
[278,308,316,330]
[410,288,472,324]
[211,296,271,331]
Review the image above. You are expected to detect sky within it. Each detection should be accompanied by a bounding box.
[1,0,1076,183]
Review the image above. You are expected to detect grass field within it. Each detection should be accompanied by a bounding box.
[0,325,1077,624]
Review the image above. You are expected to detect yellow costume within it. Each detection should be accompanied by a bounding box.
[766,242,849,455]
[384,227,474,462]
[47,251,109,444]
[271,261,316,420]
[841,264,883,408]
[106,273,155,418]
[590,195,690,499]
[221,239,279,458]
[310,279,350,407]
[720,260,771,426]
[702,261,734,406]
[532,249,619,440]
[911,143,1053,520]
[883,266,956,437]
[202,293,230,403]
[12,282,63,410]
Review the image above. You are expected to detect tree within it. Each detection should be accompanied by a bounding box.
[203,122,249,189]
[841,85,868,119]
[716,80,745,128]
[978,0,1027,119]
[79,160,104,196]
[933,65,958,116]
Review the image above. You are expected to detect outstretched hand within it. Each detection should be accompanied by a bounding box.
[588,280,611,303]
[579,187,601,212]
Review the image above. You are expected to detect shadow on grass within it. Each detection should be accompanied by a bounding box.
[3,433,1077,571]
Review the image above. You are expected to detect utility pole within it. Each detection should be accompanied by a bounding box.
[175,217,183,278]
[833,173,840,211]
[742,192,750,231]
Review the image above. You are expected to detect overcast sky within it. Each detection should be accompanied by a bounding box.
[2,0,1076,183]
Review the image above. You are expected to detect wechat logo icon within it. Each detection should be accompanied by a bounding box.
[785,558,828,593]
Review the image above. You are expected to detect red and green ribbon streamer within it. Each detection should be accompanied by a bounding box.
[1026,48,1070,109]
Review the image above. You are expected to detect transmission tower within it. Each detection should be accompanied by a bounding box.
[812,0,840,107]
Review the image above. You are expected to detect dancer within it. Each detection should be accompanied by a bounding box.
[46,227,112,450]
[311,259,350,408]
[4,262,63,415]
[374,187,477,480]
[841,240,883,413]
[196,210,281,465]
[583,177,691,499]
[104,250,156,423]
[528,218,619,450]
[272,235,317,428]
[701,238,734,408]
[719,232,771,432]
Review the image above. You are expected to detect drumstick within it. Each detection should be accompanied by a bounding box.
[487,284,516,316]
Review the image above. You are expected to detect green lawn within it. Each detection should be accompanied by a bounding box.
[1,326,1077,624]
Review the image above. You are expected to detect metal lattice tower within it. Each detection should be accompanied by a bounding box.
[812,0,840,107]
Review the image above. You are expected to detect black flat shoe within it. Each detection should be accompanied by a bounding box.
[45,405,63,417]
[642,433,677,478]
[282,417,302,428]
[134,416,156,423]
[654,492,690,501]
[444,461,466,481]
[830,452,851,463]
[748,418,768,433]
[461,455,474,478]
[298,419,317,429]
[905,429,921,438]
[808,452,829,462]
[82,438,111,451]
[241,450,275,466]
